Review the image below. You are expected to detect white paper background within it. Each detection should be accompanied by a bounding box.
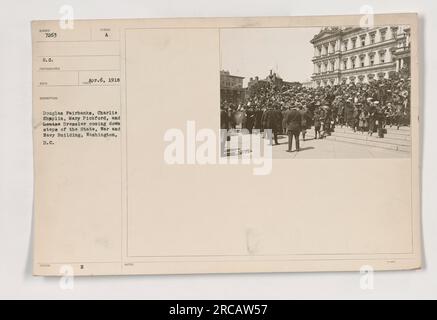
[0,0,435,299]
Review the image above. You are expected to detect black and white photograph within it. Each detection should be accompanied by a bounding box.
[220,26,411,158]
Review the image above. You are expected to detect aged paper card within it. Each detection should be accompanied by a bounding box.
[32,14,421,276]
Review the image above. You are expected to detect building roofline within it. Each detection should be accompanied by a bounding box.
[220,70,245,79]
[225,75,245,79]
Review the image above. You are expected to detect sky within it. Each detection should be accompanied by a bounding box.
[220,27,321,86]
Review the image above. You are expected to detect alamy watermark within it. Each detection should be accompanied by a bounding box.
[360,265,375,290]
[163,121,273,175]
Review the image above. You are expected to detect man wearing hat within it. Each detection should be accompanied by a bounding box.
[299,104,310,141]
[254,104,263,131]
[345,97,354,128]
[313,106,322,139]
[285,105,302,152]
[352,103,361,132]
[367,101,377,136]
[220,104,230,130]
[220,104,230,157]
[375,101,385,138]
[262,104,280,145]
[282,104,289,134]
[245,104,255,134]
[271,104,283,145]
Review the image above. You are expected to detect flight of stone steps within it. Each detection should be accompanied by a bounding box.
[306,125,411,152]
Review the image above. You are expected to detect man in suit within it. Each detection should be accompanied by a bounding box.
[262,105,281,145]
[374,101,385,138]
[261,106,269,137]
[299,104,310,141]
[272,104,283,145]
[367,101,377,136]
[245,106,255,134]
[220,105,230,157]
[313,107,322,139]
[282,105,288,134]
[285,106,302,152]
[220,105,230,130]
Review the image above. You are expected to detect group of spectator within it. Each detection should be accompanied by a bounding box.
[220,72,410,143]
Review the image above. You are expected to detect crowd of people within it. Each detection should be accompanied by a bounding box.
[220,72,410,151]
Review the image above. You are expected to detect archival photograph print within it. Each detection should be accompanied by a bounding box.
[220,26,411,159]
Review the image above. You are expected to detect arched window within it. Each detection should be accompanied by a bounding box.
[359,55,365,68]
[369,53,375,66]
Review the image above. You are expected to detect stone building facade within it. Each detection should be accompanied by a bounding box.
[220,70,245,105]
[310,26,411,87]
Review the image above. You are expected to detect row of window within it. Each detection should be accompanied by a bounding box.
[221,80,243,88]
[315,51,389,73]
[315,27,399,56]
[316,72,388,86]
